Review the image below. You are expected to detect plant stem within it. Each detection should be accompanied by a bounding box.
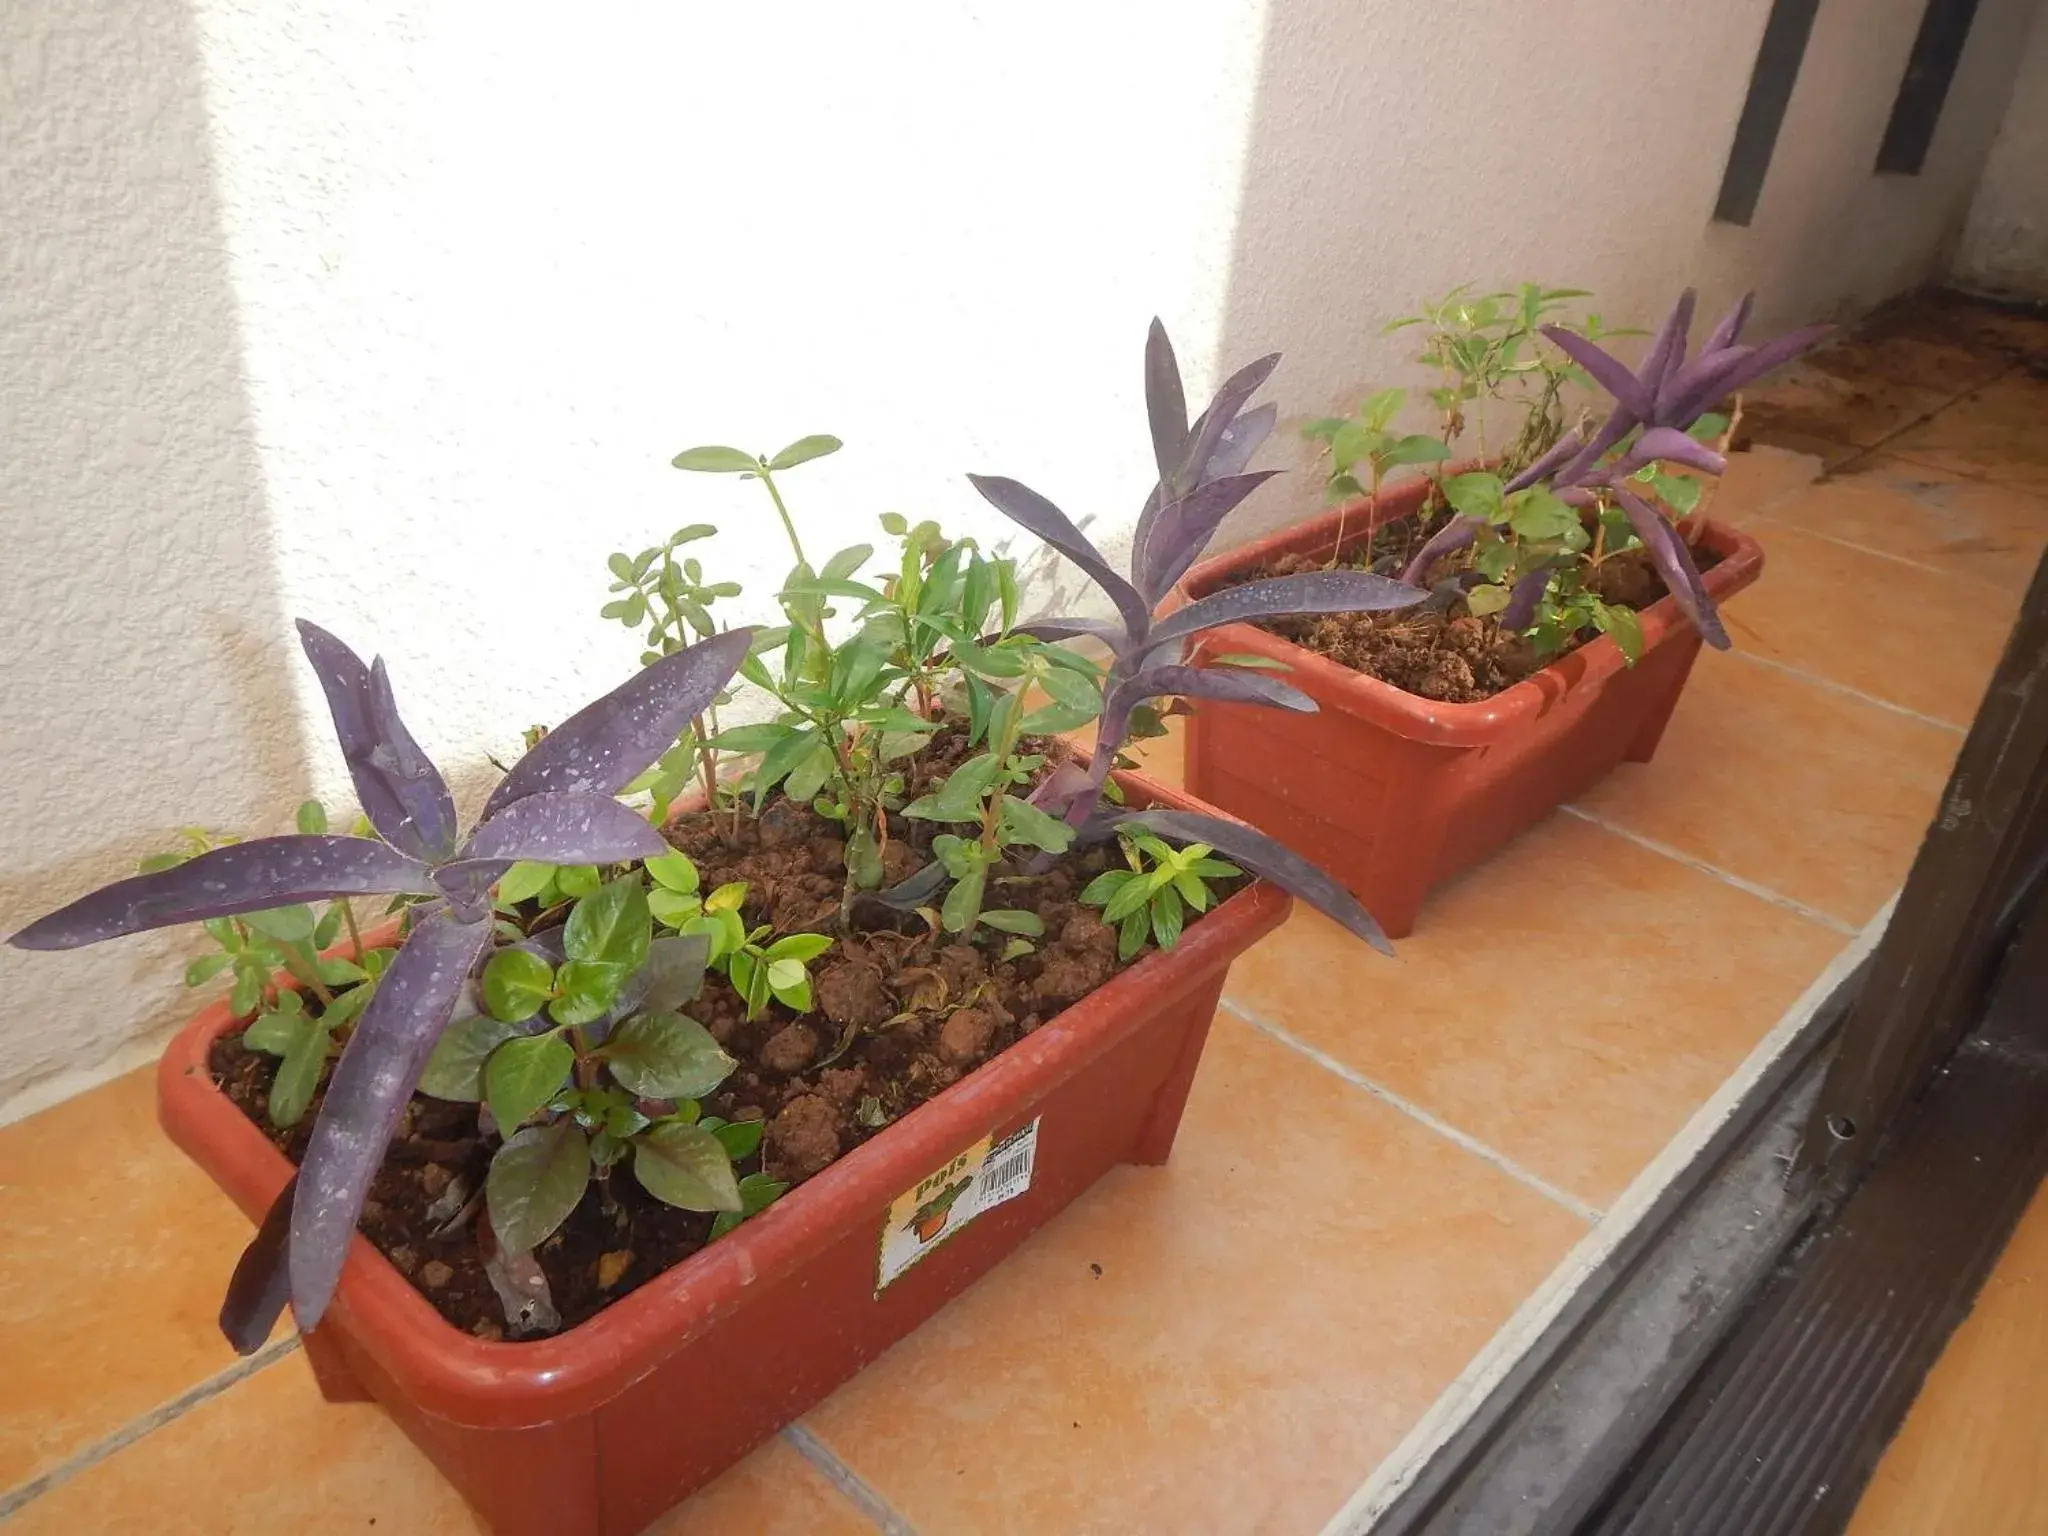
[755,465,808,567]
[339,900,363,962]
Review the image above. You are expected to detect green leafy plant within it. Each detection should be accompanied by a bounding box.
[1300,386,1450,567]
[1077,832,1241,960]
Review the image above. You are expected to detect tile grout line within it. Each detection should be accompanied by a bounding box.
[1721,649,1966,736]
[1218,997,1604,1224]
[1319,894,1899,1536]
[1745,512,2026,595]
[780,1423,921,1536]
[0,1336,302,1520]
[1555,804,1858,936]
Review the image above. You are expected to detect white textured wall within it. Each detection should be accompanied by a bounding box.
[1956,0,2048,299]
[0,0,2037,1114]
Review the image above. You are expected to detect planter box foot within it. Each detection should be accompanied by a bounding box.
[1129,980,1226,1165]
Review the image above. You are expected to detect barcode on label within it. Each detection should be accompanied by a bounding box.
[975,1123,1037,1214]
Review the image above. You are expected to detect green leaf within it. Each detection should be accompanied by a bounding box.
[495,861,557,908]
[1100,870,1161,924]
[604,1010,736,1099]
[704,881,748,915]
[644,852,700,894]
[1465,583,1513,618]
[1506,488,1584,542]
[879,510,908,536]
[997,794,1076,855]
[634,1120,745,1212]
[269,1014,330,1128]
[315,956,367,986]
[555,864,601,900]
[711,1118,763,1161]
[1651,472,1702,516]
[703,722,798,754]
[671,445,760,473]
[1329,421,1388,475]
[709,1171,788,1238]
[941,866,987,935]
[1078,869,1135,906]
[564,879,652,974]
[752,726,821,811]
[550,959,633,1026]
[1208,653,1292,672]
[487,1121,592,1253]
[229,962,264,1018]
[766,434,842,472]
[1443,471,1505,524]
[1593,600,1645,664]
[184,953,231,987]
[1301,416,1349,442]
[640,932,712,1011]
[295,799,328,835]
[764,932,833,964]
[1383,433,1451,469]
[312,904,343,950]
[242,904,316,943]
[1149,887,1185,950]
[1687,412,1730,443]
[782,740,837,806]
[1118,909,1149,961]
[1001,937,1036,960]
[845,825,885,890]
[484,1033,575,1133]
[765,962,811,1011]
[820,543,873,583]
[978,909,1043,936]
[1018,702,1097,736]
[481,948,556,1023]
[321,981,374,1031]
[240,990,306,1056]
[418,1013,521,1101]
[905,753,1002,823]
[1361,386,1407,430]
[138,852,186,875]
[648,887,703,929]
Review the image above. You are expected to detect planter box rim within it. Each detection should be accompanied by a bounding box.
[1177,477,1764,748]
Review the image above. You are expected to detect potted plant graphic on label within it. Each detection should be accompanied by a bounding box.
[877,1120,1041,1290]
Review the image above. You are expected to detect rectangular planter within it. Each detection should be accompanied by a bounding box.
[1175,480,1763,939]
[157,765,1288,1536]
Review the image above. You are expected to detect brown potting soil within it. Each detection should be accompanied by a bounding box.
[211,727,1234,1338]
[1223,507,1719,703]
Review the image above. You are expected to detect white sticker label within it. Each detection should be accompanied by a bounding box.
[876,1119,1040,1292]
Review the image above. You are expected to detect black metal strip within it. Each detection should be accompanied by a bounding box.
[1588,893,2048,1535]
[1875,0,1986,175]
[1713,0,1824,226]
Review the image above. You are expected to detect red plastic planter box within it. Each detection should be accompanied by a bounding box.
[157,767,1288,1536]
[1172,480,1763,939]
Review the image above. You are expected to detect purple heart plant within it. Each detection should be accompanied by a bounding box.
[887,320,1428,954]
[9,624,753,1347]
[1397,289,1831,659]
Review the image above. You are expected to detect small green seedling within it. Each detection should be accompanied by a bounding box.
[1078,833,1241,960]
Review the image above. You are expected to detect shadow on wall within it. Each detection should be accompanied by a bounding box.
[0,0,309,1108]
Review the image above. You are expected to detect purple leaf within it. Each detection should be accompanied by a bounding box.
[1611,487,1728,649]
[1113,808,1393,956]
[967,474,1152,641]
[289,910,494,1330]
[1182,352,1281,489]
[1701,291,1755,355]
[1614,426,1727,479]
[1150,569,1425,650]
[1503,428,1585,494]
[1638,288,1697,400]
[1144,319,1190,493]
[7,836,437,950]
[1106,663,1314,725]
[464,790,671,866]
[1139,469,1282,603]
[1498,566,1553,631]
[1667,324,1833,424]
[483,629,753,820]
[295,621,458,861]
[1555,404,1643,488]
[1539,326,1651,418]
[219,1174,296,1355]
[1398,514,1483,586]
[1205,401,1278,482]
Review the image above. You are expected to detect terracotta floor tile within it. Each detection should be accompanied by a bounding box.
[1226,816,1845,1209]
[804,1015,1585,1535]
[1703,445,1826,525]
[0,1066,285,1496]
[1887,374,2048,495]
[1752,457,2048,594]
[4,1352,865,1535]
[1847,1180,2048,1536]
[1575,654,1958,927]
[1804,330,2007,398]
[1719,521,2018,728]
